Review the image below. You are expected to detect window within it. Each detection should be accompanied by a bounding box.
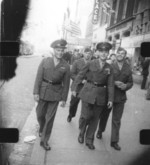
[110,0,117,26]
[123,30,130,37]
[114,33,120,39]
[117,0,125,22]
[126,0,136,18]
[108,36,112,41]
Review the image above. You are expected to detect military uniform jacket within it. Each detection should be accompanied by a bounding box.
[71,58,87,93]
[72,59,114,105]
[112,61,133,103]
[33,57,70,102]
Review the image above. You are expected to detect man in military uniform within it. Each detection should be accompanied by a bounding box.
[67,47,92,122]
[72,42,114,150]
[33,39,70,150]
[110,47,133,150]
[71,49,81,65]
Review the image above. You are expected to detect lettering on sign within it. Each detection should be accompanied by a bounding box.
[92,0,100,24]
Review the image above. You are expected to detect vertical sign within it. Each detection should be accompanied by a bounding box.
[92,0,100,24]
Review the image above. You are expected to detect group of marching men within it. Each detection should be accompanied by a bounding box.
[33,39,133,151]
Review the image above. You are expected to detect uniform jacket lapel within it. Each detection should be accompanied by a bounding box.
[95,59,102,72]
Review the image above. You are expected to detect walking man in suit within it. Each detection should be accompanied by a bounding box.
[33,39,70,150]
[72,42,114,150]
[67,47,92,122]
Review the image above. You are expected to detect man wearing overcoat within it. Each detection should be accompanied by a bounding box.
[33,39,70,150]
[72,42,114,150]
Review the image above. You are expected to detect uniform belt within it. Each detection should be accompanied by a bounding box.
[87,80,106,87]
[43,79,61,85]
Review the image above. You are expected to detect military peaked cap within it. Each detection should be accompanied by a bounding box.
[96,42,112,51]
[51,39,67,49]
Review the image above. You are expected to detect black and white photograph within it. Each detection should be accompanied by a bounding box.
[0,0,150,164]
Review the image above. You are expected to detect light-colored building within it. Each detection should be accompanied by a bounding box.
[85,12,93,40]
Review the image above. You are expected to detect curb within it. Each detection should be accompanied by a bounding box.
[9,103,38,165]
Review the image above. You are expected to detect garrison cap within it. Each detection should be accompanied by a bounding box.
[96,42,112,51]
[51,39,67,49]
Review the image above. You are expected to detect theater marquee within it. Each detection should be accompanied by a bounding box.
[92,0,100,24]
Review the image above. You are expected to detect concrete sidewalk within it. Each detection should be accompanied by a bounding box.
[29,102,112,165]
[29,85,150,165]
[9,84,150,165]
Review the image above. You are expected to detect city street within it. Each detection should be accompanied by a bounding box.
[3,56,149,165]
[0,55,43,162]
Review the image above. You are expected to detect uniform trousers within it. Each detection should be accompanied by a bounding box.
[36,99,59,143]
[111,102,125,143]
[69,94,80,118]
[97,106,112,133]
[79,101,104,144]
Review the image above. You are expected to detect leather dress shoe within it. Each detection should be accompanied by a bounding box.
[40,141,51,151]
[86,143,95,150]
[78,136,84,144]
[96,131,102,139]
[67,115,72,122]
[111,142,121,151]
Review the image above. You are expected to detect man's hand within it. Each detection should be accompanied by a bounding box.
[72,91,77,97]
[119,83,127,90]
[107,101,113,109]
[115,81,123,87]
[115,81,127,90]
[34,94,39,102]
[60,101,66,107]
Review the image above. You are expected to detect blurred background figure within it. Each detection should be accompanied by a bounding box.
[141,57,150,89]
[93,49,99,59]
[145,57,150,99]
[62,50,72,65]
[71,49,81,66]
[107,53,116,64]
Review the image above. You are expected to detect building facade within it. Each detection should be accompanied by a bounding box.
[85,12,93,40]
[106,0,150,70]
[88,0,150,71]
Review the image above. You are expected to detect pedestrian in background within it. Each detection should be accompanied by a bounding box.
[67,47,93,122]
[141,57,150,89]
[62,51,72,65]
[146,57,150,100]
[110,47,133,150]
[33,39,70,151]
[72,42,114,150]
[71,49,81,65]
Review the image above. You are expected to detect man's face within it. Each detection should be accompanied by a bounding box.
[116,50,126,62]
[97,50,109,61]
[74,51,78,56]
[111,55,116,61]
[83,51,92,60]
[54,48,65,59]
